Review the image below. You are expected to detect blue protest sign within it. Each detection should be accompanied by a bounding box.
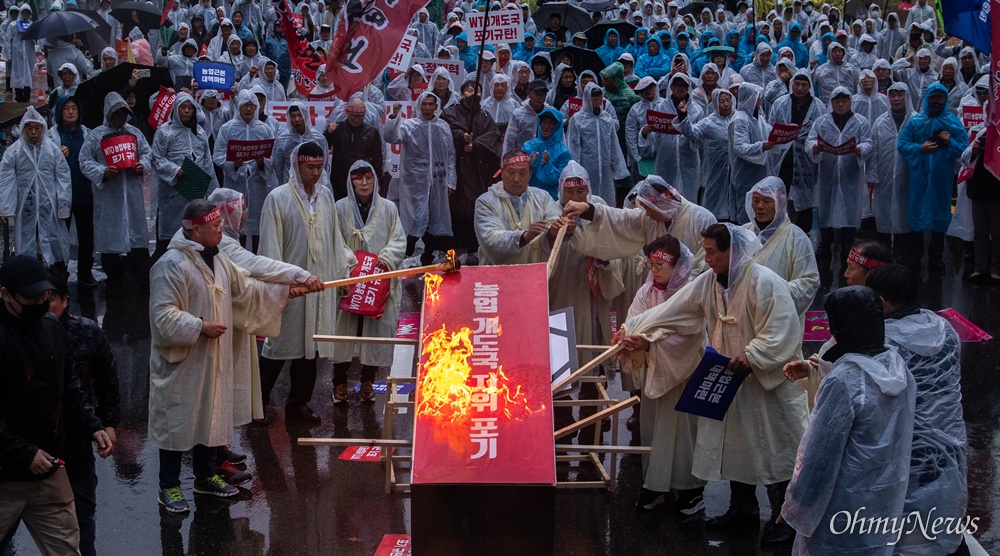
[193,61,235,91]
[674,347,747,421]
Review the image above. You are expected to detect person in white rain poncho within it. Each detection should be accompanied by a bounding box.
[238,59,285,102]
[677,88,734,220]
[807,86,873,261]
[257,142,355,423]
[213,89,277,252]
[274,101,329,184]
[0,107,72,270]
[728,82,773,225]
[79,92,153,291]
[620,223,808,547]
[205,188,323,424]
[864,265,969,556]
[767,69,823,233]
[870,83,913,259]
[502,79,551,154]
[156,39,199,83]
[332,161,406,404]
[781,286,915,556]
[428,66,460,111]
[938,57,969,117]
[199,90,231,144]
[812,42,858,104]
[617,234,707,516]
[853,33,879,70]
[473,150,562,265]
[151,93,219,259]
[567,84,629,206]
[639,74,703,203]
[852,69,888,125]
[384,93,457,265]
[149,199,294,513]
[764,58,795,113]
[626,77,667,171]
[8,5,34,102]
[481,73,519,128]
[562,176,717,275]
[743,178,819,320]
[892,48,938,113]
[739,41,777,88]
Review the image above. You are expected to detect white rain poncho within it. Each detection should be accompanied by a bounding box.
[0,107,72,265]
[852,34,878,69]
[806,86,874,229]
[151,93,219,241]
[46,39,90,83]
[8,7,33,90]
[207,188,310,423]
[621,240,707,492]
[869,82,913,235]
[625,76,667,166]
[549,161,624,364]
[274,101,329,184]
[428,66,459,111]
[891,49,939,113]
[387,64,428,103]
[566,83,630,206]
[211,89,277,236]
[411,8,438,54]
[238,60,285,102]
[502,98,551,154]
[739,41,777,88]
[258,143,357,360]
[764,59,795,114]
[576,177,717,275]
[678,88,735,219]
[79,93,153,255]
[767,69,824,211]
[94,46,118,76]
[148,226,291,451]
[811,43,859,103]
[481,73,519,126]
[51,63,81,99]
[199,90,231,141]
[639,74,703,202]
[782,345,915,555]
[333,160,407,367]
[728,82,771,225]
[623,223,809,485]
[852,69,888,124]
[742,177,819,319]
[473,173,561,265]
[156,38,198,82]
[383,91,457,238]
[939,57,969,117]
[885,310,967,555]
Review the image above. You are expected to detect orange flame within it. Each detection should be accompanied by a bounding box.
[424,273,443,303]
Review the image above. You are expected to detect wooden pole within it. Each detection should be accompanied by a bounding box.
[551,343,623,393]
[546,224,569,280]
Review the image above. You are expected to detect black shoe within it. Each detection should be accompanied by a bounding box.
[219,461,252,485]
[218,445,247,465]
[78,271,98,287]
[760,522,796,547]
[625,416,640,433]
[706,508,760,528]
[674,489,705,516]
[636,488,666,511]
[285,404,322,423]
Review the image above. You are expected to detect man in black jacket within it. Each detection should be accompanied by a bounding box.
[326,98,384,199]
[0,256,112,555]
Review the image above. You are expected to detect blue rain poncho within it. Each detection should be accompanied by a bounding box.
[627,26,649,59]
[596,28,626,67]
[897,83,969,233]
[566,83,629,206]
[636,36,671,80]
[513,33,536,62]
[776,23,808,68]
[523,107,572,199]
[455,32,480,72]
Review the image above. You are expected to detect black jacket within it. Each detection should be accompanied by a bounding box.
[441,100,502,218]
[62,312,120,434]
[0,305,103,481]
[326,121,383,200]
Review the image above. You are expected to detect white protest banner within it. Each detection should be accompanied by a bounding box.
[411,57,466,89]
[387,34,418,72]
[269,101,342,128]
[465,10,523,45]
[384,102,414,178]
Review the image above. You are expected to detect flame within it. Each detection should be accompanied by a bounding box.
[424,273,443,303]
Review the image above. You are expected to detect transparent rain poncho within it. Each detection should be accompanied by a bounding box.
[727,82,770,225]
[870,82,914,235]
[678,88,735,219]
[766,68,824,210]
[566,83,629,206]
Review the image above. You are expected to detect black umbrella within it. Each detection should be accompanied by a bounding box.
[111,1,171,35]
[585,20,637,50]
[74,62,172,128]
[679,2,717,17]
[579,1,616,13]
[532,2,593,36]
[549,45,606,77]
[21,10,111,41]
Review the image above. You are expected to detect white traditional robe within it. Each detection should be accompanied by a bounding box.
[473,183,561,266]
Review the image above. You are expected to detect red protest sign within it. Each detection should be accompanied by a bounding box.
[339,251,391,318]
[160,0,174,26]
[396,312,420,339]
[566,97,582,118]
[225,139,275,162]
[962,105,985,130]
[338,445,393,462]
[646,110,680,135]
[410,81,428,101]
[100,135,138,169]
[147,86,175,129]
[373,535,411,556]
[768,123,802,145]
[412,264,556,485]
[817,135,857,156]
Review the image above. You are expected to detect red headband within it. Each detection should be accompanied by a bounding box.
[502,153,532,167]
[848,248,884,271]
[181,207,221,229]
[297,155,324,163]
[345,105,366,115]
[649,250,677,265]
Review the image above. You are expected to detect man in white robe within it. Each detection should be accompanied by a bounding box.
[149,200,292,513]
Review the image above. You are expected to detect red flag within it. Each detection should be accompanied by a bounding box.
[160,0,175,26]
[986,0,1000,179]
[276,0,326,97]
[326,0,430,101]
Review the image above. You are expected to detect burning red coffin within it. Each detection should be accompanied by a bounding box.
[411,263,556,555]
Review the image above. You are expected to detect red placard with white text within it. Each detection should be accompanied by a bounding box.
[225,139,275,162]
[100,135,138,169]
[646,109,680,134]
[147,86,175,129]
[373,534,411,556]
[817,135,857,156]
[962,105,985,130]
[768,123,802,144]
[566,97,582,118]
[412,264,555,485]
[338,250,390,318]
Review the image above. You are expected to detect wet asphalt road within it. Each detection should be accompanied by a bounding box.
[4,252,1000,556]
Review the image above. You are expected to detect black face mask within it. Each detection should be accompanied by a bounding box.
[927,100,945,117]
[13,299,50,323]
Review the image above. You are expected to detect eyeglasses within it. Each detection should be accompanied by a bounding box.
[646,261,666,271]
